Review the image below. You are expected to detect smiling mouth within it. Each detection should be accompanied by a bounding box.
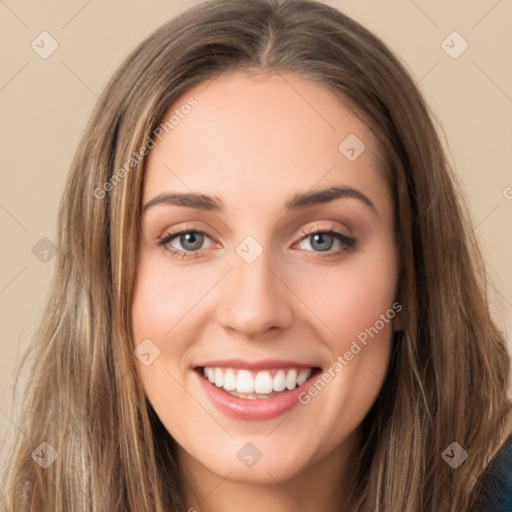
[195,366,322,400]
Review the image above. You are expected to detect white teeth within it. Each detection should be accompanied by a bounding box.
[254,371,273,394]
[273,370,287,392]
[286,369,297,390]
[214,368,223,388]
[223,369,236,391]
[236,370,254,394]
[297,368,310,386]
[201,366,314,398]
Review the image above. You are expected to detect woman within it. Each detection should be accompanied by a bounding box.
[2,0,511,510]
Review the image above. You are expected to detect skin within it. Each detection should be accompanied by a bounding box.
[132,70,402,512]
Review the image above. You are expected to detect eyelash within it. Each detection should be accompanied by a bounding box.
[158,225,356,260]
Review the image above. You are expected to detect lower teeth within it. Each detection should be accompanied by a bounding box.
[224,389,276,400]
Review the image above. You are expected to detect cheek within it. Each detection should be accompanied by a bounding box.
[291,246,398,350]
[297,291,395,442]
[131,257,201,430]
[291,245,397,435]
[131,253,212,345]
[131,252,225,415]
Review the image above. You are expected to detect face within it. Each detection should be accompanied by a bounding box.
[132,71,400,486]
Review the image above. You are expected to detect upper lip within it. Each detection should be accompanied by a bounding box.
[195,359,321,371]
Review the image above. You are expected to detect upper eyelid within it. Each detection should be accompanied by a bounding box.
[162,222,350,237]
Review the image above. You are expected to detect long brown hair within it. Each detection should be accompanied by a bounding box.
[2,0,511,510]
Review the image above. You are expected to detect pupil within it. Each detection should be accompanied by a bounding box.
[312,233,332,252]
[182,232,202,250]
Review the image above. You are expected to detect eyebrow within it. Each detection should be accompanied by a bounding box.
[142,185,376,213]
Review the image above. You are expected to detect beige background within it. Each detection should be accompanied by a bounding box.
[1,0,511,445]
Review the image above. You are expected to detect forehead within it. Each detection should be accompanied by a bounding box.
[143,71,389,215]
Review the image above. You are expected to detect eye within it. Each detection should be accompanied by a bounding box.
[158,225,356,260]
[158,230,215,259]
[295,226,355,257]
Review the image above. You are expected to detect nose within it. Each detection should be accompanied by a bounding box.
[215,248,294,340]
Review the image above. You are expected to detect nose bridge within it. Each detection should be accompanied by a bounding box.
[216,240,293,338]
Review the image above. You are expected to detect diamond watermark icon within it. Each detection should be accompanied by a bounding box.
[134,338,161,366]
[32,237,57,263]
[31,31,59,59]
[236,236,263,264]
[31,441,58,468]
[441,442,468,468]
[441,32,468,59]
[338,134,366,161]
[237,442,263,468]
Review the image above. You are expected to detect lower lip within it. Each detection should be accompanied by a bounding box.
[196,371,316,421]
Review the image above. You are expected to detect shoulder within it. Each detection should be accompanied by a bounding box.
[471,430,512,512]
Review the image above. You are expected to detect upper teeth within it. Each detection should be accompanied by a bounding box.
[203,367,313,395]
